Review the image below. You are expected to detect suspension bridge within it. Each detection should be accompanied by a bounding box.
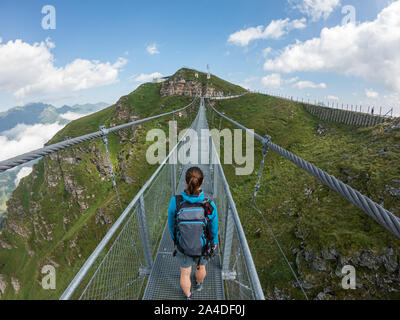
[0,96,399,300]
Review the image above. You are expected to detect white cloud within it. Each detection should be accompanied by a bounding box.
[290,0,341,21]
[382,92,400,116]
[261,74,282,88]
[326,95,339,100]
[286,76,299,84]
[294,80,326,89]
[0,39,127,99]
[228,18,307,46]
[0,122,65,161]
[14,167,33,187]
[146,43,160,55]
[365,88,379,98]
[59,111,92,121]
[134,72,163,83]
[265,1,400,93]
[262,47,273,57]
[45,37,55,49]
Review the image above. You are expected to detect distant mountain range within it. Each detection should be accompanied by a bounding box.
[0,101,109,228]
[0,102,109,133]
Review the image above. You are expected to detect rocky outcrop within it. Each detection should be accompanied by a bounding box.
[160,74,202,97]
[0,275,7,296]
[95,208,113,225]
[0,240,12,250]
[385,179,400,197]
[160,72,225,98]
[292,245,400,299]
[11,277,20,294]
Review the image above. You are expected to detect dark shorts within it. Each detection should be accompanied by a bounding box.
[176,249,208,269]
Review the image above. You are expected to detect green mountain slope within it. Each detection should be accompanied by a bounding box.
[0,79,195,299]
[0,68,398,300]
[209,94,400,299]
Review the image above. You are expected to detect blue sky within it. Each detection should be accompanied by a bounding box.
[0,0,398,116]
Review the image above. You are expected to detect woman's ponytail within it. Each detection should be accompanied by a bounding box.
[185,167,204,196]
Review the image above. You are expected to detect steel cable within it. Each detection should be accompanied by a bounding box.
[207,101,400,239]
[0,97,198,173]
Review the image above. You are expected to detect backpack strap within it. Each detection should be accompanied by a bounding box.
[175,195,184,214]
[202,198,214,220]
[201,198,214,247]
[173,195,184,246]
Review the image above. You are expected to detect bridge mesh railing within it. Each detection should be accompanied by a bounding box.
[79,160,176,300]
[62,101,264,300]
[225,226,254,300]
[79,204,144,300]
[60,105,199,300]
[211,145,263,300]
[143,164,172,254]
[206,102,264,300]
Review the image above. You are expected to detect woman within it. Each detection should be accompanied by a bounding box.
[168,167,219,300]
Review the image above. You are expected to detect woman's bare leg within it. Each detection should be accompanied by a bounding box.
[195,265,206,284]
[180,267,192,297]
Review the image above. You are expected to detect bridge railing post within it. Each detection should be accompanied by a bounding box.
[222,201,234,273]
[137,194,153,272]
[171,163,176,196]
[209,132,213,177]
[213,160,218,198]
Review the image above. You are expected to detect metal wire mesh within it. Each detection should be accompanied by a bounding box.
[203,99,263,300]
[224,223,255,300]
[212,165,258,300]
[79,205,146,300]
[143,164,172,254]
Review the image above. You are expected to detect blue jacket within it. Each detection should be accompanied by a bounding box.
[168,190,219,246]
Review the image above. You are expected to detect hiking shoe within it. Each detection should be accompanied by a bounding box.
[194,281,203,292]
[182,289,192,300]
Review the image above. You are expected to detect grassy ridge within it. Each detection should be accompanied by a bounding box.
[209,93,400,299]
[173,68,247,96]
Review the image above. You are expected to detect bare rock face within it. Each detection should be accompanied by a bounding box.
[95,208,113,225]
[272,286,291,300]
[205,86,224,98]
[0,240,12,250]
[160,74,202,97]
[0,275,7,296]
[160,72,226,98]
[115,96,131,121]
[11,277,20,294]
[4,218,31,239]
[292,246,400,299]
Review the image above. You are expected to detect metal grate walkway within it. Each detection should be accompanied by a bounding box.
[61,98,264,301]
[142,100,224,300]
